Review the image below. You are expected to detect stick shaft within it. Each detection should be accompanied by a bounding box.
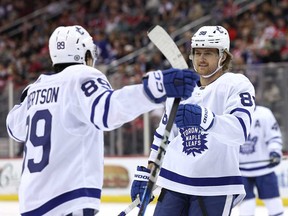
[240,155,288,165]
[138,98,180,216]
[138,25,187,216]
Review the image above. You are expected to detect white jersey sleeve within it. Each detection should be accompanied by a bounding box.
[71,66,163,131]
[239,105,283,177]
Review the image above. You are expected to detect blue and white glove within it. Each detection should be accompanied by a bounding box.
[142,68,198,103]
[175,104,215,130]
[130,166,153,206]
[269,151,281,167]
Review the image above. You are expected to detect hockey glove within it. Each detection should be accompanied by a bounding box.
[130,166,154,206]
[142,68,198,103]
[269,152,281,167]
[175,104,215,131]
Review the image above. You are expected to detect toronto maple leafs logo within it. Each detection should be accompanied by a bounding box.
[180,127,208,156]
[240,134,258,154]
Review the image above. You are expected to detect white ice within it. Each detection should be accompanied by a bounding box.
[0,202,287,216]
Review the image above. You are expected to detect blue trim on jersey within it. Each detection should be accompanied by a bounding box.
[90,90,112,129]
[230,108,252,125]
[239,164,270,171]
[151,144,158,151]
[205,113,215,130]
[266,136,282,145]
[21,188,101,216]
[7,125,24,142]
[235,117,247,140]
[230,108,251,140]
[154,131,164,139]
[103,91,113,128]
[160,168,243,186]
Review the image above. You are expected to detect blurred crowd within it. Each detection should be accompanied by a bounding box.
[0,0,288,93]
[1,0,288,155]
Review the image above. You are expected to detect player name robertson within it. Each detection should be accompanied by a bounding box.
[27,87,60,109]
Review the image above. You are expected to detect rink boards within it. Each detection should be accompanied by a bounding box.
[0,157,287,206]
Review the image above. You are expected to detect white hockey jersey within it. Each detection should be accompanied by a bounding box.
[149,72,255,201]
[6,65,163,216]
[239,105,283,177]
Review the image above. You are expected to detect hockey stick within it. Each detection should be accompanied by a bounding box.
[137,25,189,216]
[240,155,288,165]
[118,195,140,216]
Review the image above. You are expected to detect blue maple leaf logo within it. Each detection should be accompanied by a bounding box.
[180,127,208,156]
[240,134,257,155]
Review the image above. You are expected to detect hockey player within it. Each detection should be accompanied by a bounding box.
[6,25,198,216]
[239,105,284,216]
[131,25,255,215]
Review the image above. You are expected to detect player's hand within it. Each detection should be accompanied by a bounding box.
[130,166,154,206]
[142,68,198,103]
[269,152,281,167]
[175,104,215,130]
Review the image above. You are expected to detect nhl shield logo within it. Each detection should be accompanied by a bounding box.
[180,127,208,156]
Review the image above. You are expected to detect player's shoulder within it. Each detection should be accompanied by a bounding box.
[61,64,104,80]
[255,105,272,115]
[221,72,252,84]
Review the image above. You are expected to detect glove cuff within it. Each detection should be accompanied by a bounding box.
[142,71,166,103]
[200,106,215,131]
[134,166,150,181]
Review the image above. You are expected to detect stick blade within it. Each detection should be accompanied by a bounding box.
[147,25,188,69]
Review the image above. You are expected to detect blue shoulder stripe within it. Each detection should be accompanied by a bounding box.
[90,90,113,129]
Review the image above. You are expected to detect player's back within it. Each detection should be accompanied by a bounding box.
[16,65,105,215]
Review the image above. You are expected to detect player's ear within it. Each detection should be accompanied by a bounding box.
[221,53,227,64]
[85,51,93,66]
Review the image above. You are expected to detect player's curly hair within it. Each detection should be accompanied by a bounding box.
[222,50,233,72]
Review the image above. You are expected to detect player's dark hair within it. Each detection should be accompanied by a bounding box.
[53,51,93,73]
[53,63,81,73]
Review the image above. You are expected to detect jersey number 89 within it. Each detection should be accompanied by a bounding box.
[23,109,52,173]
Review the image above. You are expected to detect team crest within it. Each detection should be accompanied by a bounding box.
[180,127,208,156]
[240,134,257,154]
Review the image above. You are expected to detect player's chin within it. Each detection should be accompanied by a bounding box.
[196,68,208,76]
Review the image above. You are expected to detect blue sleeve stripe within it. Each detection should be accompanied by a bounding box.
[103,91,113,128]
[230,108,252,125]
[151,144,159,151]
[205,114,215,130]
[21,188,101,216]
[90,90,112,129]
[265,136,282,145]
[154,131,163,139]
[235,117,247,140]
[160,168,243,186]
[7,125,23,142]
[240,164,270,171]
